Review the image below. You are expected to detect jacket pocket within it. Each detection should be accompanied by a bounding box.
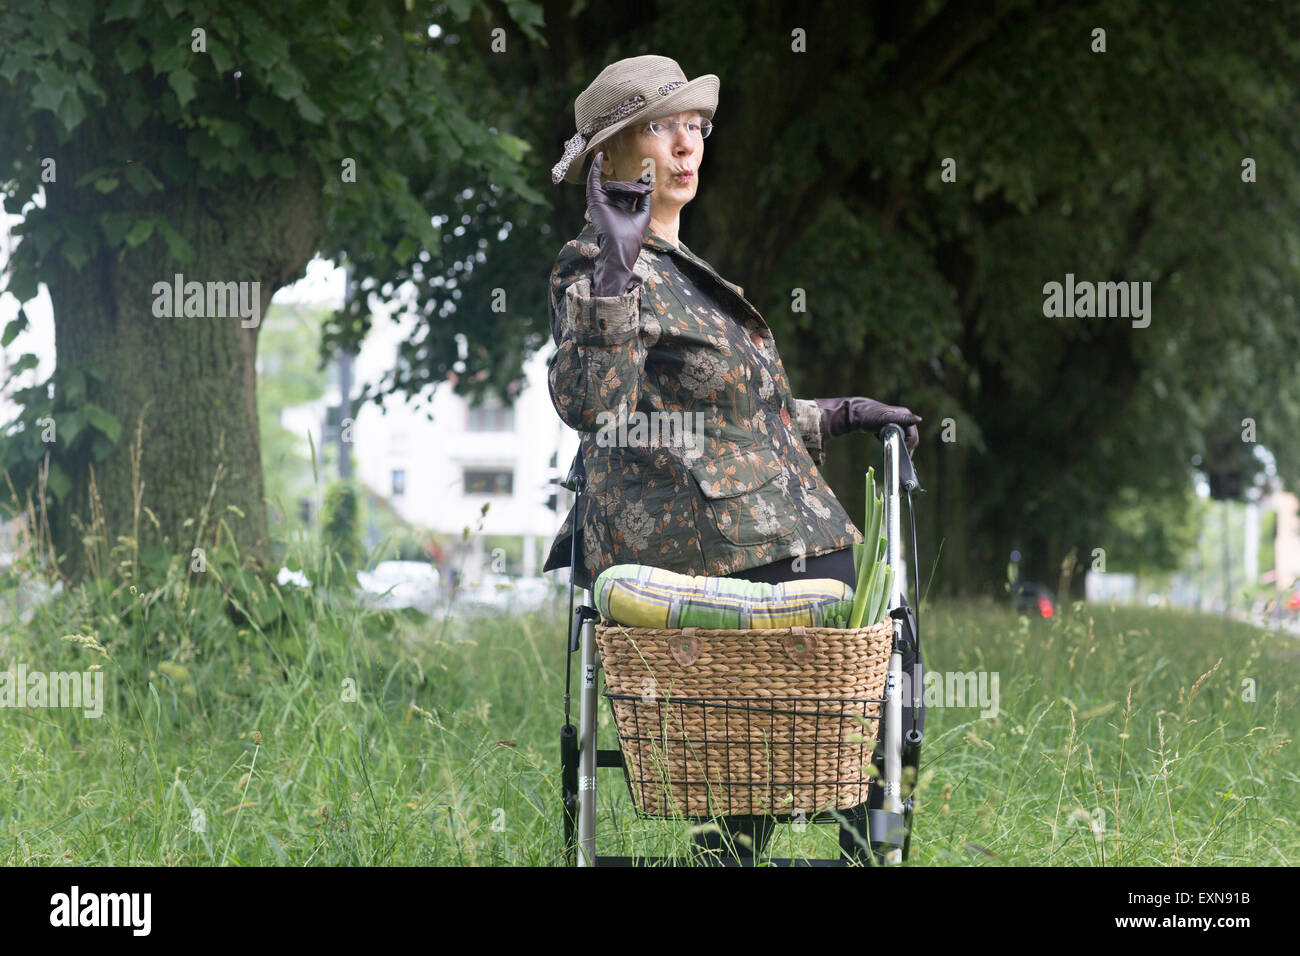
[688,445,796,547]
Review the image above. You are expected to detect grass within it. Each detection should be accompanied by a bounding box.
[1,539,1296,865]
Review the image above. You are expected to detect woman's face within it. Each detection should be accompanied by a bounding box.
[601,110,705,217]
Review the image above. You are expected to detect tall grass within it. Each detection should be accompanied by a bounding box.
[1,475,1296,864]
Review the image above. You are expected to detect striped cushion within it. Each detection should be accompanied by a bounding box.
[593,564,855,630]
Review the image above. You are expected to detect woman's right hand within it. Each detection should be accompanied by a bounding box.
[586,151,653,297]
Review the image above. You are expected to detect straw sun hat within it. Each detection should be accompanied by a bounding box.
[550,54,719,185]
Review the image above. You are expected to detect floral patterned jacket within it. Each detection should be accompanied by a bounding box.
[541,209,863,588]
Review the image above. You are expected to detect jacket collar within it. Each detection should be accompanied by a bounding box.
[579,209,768,330]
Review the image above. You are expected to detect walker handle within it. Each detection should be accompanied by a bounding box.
[877,424,923,494]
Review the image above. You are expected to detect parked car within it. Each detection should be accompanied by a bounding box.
[455,572,564,614]
[355,561,442,615]
[1010,580,1056,618]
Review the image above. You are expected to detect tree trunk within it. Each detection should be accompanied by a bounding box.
[44,161,324,586]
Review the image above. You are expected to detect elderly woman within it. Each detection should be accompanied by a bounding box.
[541,55,921,864]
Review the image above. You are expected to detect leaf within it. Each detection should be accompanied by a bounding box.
[205,118,242,149]
[156,220,194,264]
[207,38,234,75]
[496,132,531,163]
[392,236,417,264]
[61,236,90,271]
[115,39,147,73]
[122,163,164,196]
[61,408,84,445]
[9,353,39,376]
[99,211,133,248]
[151,44,187,74]
[93,176,120,194]
[0,51,32,84]
[4,263,39,304]
[74,164,120,188]
[104,0,145,22]
[30,82,66,117]
[45,461,71,502]
[1,309,29,347]
[125,219,155,247]
[56,91,87,132]
[74,69,106,102]
[81,404,122,444]
[62,368,86,405]
[294,93,324,124]
[122,90,150,130]
[168,69,197,107]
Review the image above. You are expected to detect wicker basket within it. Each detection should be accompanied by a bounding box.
[594,617,894,819]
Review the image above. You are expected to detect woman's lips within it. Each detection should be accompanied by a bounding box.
[672,171,694,183]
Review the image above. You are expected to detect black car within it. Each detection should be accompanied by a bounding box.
[1010,580,1056,618]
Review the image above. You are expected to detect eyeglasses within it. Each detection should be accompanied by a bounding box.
[640,118,712,140]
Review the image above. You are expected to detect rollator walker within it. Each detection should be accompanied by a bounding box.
[558,424,925,866]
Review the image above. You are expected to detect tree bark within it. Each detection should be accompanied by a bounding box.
[44,152,324,586]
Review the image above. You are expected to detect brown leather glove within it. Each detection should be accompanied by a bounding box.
[815,397,921,456]
[586,151,653,297]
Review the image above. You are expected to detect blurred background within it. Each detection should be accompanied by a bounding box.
[2,0,1299,626]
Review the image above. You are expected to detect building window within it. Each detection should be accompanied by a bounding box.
[467,399,515,432]
[464,468,513,496]
[392,469,406,497]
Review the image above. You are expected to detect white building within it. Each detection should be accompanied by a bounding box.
[279,301,579,581]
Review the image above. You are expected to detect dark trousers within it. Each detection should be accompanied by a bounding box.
[690,547,869,862]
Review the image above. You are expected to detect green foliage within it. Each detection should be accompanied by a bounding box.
[0,344,121,519]
[0,0,545,540]
[0,0,545,339]
[321,479,362,580]
[1102,483,1209,575]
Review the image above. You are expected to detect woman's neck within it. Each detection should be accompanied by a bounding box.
[650,213,681,248]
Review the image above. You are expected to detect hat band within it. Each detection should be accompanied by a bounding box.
[551,80,690,184]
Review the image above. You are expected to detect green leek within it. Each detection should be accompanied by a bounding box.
[848,468,893,628]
